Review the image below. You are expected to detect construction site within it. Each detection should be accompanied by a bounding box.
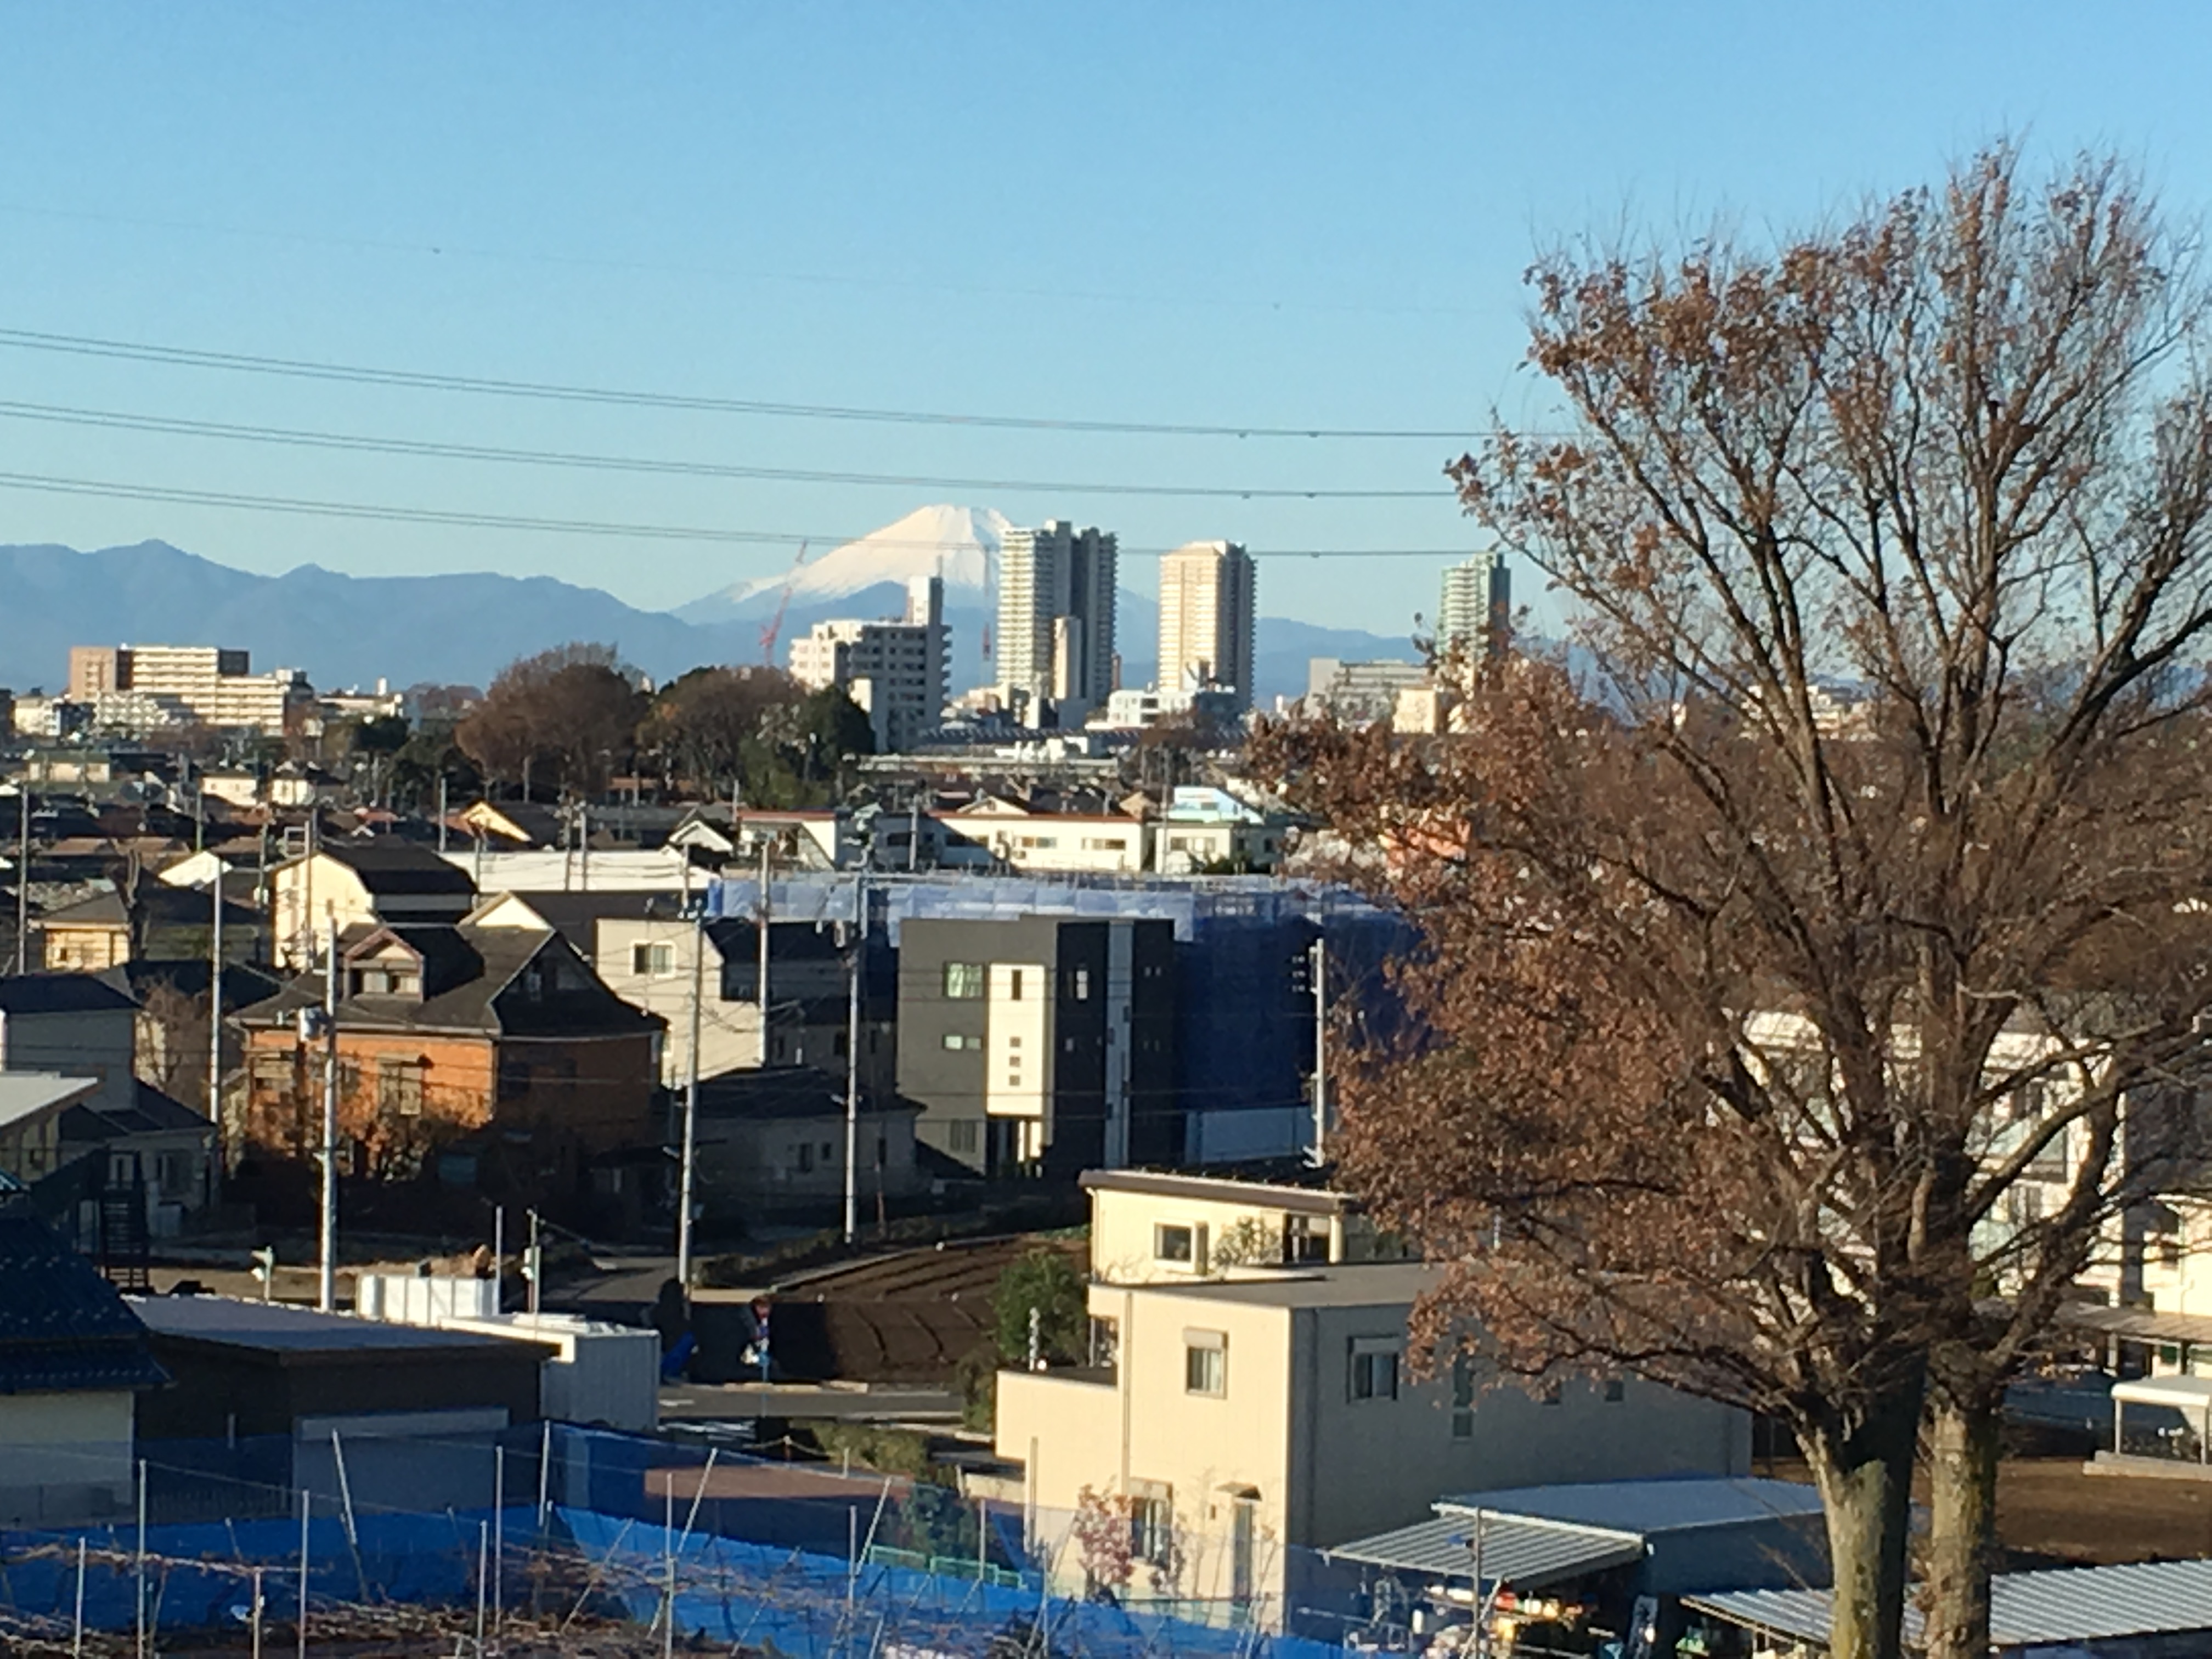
[0,1423,1355,1659]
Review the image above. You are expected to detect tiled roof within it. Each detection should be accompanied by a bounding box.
[0,1214,169,1395]
[0,973,140,1015]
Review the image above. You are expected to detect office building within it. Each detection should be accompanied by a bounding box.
[997,522,1116,725]
[66,645,314,735]
[1157,540,1256,709]
[1437,551,1511,659]
[788,576,950,753]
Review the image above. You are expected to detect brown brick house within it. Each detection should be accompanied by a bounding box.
[232,922,664,1205]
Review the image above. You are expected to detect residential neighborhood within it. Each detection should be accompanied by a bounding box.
[10,10,2212,1657]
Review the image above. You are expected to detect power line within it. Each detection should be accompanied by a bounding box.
[0,326,1478,441]
[0,398,1449,500]
[0,468,1473,557]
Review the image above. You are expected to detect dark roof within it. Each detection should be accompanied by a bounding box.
[39,886,258,930]
[235,924,663,1040]
[314,841,476,896]
[0,973,139,1015]
[60,1080,212,1144]
[128,1294,528,1360]
[486,889,690,954]
[696,1065,920,1123]
[95,958,285,1009]
[376,923,487,997]
[0,1213,169,1393]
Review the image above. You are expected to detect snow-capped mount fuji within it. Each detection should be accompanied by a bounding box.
[675,504,1008,623]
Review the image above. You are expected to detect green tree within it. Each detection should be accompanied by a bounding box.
[992,1246,1086,1368]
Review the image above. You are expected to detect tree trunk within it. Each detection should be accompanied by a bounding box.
[1803,1371,1924,1659]
[1922,1388,2001,1659]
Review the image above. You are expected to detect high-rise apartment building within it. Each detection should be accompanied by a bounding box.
[787,575,950,753]
[1437,552,1511,660]
[1157,540,1256,709]
[996,522,1116,725]
[66,644,312,735]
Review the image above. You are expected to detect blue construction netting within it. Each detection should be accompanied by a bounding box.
[0,1424,1375,1659]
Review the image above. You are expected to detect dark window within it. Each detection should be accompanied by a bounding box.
[948,1119,979,1154]
[1155,1224,1194,1262]
[1350,1345,1400,1401]
[943,963,985,999]
[497,1058,531,1101]
[1451,1353,1475,1438]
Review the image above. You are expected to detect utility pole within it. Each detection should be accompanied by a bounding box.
[436,773,449,855]
[844,877,864,1245]
[207,868,224,1130]
[1307,932,1328,1167]
[526,1209,542,1317]
[8,784,29,975]
[756,840,772,1066]
[318,909,340,1312]
[676,904,703,1286]
[577,800,590,891]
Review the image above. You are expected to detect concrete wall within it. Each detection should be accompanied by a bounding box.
[0,1390,136,1526]
[1289,1305,1750,1550]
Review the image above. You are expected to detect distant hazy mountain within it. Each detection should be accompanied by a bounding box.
[0,522,1421,708]
[0,540,753,692]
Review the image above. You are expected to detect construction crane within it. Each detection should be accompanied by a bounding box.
[759,541,809,665]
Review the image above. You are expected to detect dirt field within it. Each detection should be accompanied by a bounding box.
[1760,1454,2212,1567]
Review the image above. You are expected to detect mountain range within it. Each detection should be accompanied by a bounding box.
[0,505,1419,706]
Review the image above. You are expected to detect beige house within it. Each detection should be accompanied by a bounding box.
[951,798,1152,874]
[1081,1169,1404,1284]
[991,1262,1750,1624]
[268,843,476,966]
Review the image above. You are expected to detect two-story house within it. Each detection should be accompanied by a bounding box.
[233,922,663,1204]
[267,841,476,968]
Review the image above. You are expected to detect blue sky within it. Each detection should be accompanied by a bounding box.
[0,4,2205,637]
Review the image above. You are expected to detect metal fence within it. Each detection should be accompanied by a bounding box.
[0,1425,1417,1659]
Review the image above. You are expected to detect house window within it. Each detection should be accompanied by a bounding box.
[1071,968,1091,1000]
[1284,1215,1330,1265]
[1155,1224,1194,1263]
[1185,1334,1227,1397]
[941,1032,983,1052]
[632,942,675,977]
[155,1152,193,1197]
[1604,1378,1627,1403]
[1131,1491,1174,1565]
[948,1119,979,1154]
[1451,1353,1475,1439]
[1009,969,1025,1001]
[794,1143,814,1173]
[497,1058,531,1101]
[1349,1340,1400,1402]
[377,1058,425,1118]
[944,963,985,1000]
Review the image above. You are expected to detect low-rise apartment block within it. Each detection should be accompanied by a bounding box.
[992,1262,1750,1619]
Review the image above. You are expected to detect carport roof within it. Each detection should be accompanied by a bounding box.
[1324,1513,1645,1591]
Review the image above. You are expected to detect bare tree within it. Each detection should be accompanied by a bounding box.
[1256,148,2212,1659]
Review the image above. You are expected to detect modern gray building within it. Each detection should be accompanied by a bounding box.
[895,915,1176,1178]
[1437,551,1510,659]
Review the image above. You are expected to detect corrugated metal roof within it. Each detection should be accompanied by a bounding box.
[1326,1513,1645,1590]
[1436,1478,1825,1537]
[1687,1557,2212,1649]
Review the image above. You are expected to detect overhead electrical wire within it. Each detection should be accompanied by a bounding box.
[0,398,1450,500]
[0,326,1478,441]
[0,468,1470,556]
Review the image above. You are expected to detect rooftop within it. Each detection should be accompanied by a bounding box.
[128,1293,538,1358]
[0,1214,169,1393]
[1134,1261,1439,1310]
[1688,1556,2212,1650]
[0,1072,101,1133]
[1438,1477,1824,1535]
[0,972,139,1015]
[1080,1166,1352,1216]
